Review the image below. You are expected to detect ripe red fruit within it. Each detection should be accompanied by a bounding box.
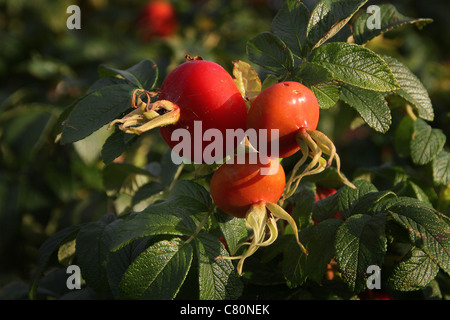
[158,60,248,163]
[210,155,285,218]
[247,81,319,158]
[138,1,178,40]
[246,81,355,199]
[211,153,307,275]
[110,59,247,164]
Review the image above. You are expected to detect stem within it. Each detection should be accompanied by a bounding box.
[184,206,213,244]
[168,163,185,191]
[405,104,417,121]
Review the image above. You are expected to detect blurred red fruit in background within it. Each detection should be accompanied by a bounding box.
[359,289,394,300]
[137,1,177,40]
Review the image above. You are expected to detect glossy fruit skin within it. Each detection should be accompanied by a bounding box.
[138,1,177,40]
[158,60,247,163]
[246,81,320,158]
[210,155,286,218]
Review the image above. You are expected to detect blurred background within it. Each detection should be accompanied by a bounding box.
[0,0,449,298]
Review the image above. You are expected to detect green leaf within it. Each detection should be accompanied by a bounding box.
[394,115,414,157]
[305,219,344,284]
[110,201,198,252]
[169,180,212,213]
[294,62,333,85]
[350,190,397,216]
[246,32,294,74]
[388,246,439,291]
[291,182,316,228]
[102,162,154,195]
[282,217,344,288]
[101,129,137,164]
[272,0,310,58]
[338,179,378,218]
[117,238,193,299]
[310,42,399,92]
[293,62,338,110]
[312,188,340,222]
[106,228,151,297]
[410,118,446,165]
[386,199,450,274]
[393,180,432,205]
[29,225,82,299]
[335,213,387,293]
[310,83,340,109]
[215,210,248,255]
[340,84,391,133]
[353,4,433,45]
[382,55,434,121]
[195,233,243,300]
[98,59,159,91]
[75,213,116,295]
[307,0,368,49]
[432,150,450,185]
[61,83,135,144]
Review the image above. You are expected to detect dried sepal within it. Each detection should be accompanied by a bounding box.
[232,60,261,109]
[216,200,307,275]
[109,88,180,135]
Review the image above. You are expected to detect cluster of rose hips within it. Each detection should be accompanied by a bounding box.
[112,57,354,275]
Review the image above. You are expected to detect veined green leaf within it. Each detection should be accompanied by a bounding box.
[353,4,433,45]
[338,179,378,219]
[117,238,193,299]
[386,200,450,274]
[294,62,333,85]
[307,0,367,49]
[394,115,414,157]
[340,84,391,133]
[195,233,243,300]
[388,246,439,292]
[29,225,82,299]
[283,219,343,288]
[215,210,248,255]
[410,118,446,165]
[98,59,158,91]
[310,42,399,92]
[110,201,198,252]
[246,32,294,74]
[61,83,135,144]
[335,213,387,293]
[382,55,434,121]
[432,150,450,186]
[75,213,116,295]
[310,83,340,110]
[272,0,310,58]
